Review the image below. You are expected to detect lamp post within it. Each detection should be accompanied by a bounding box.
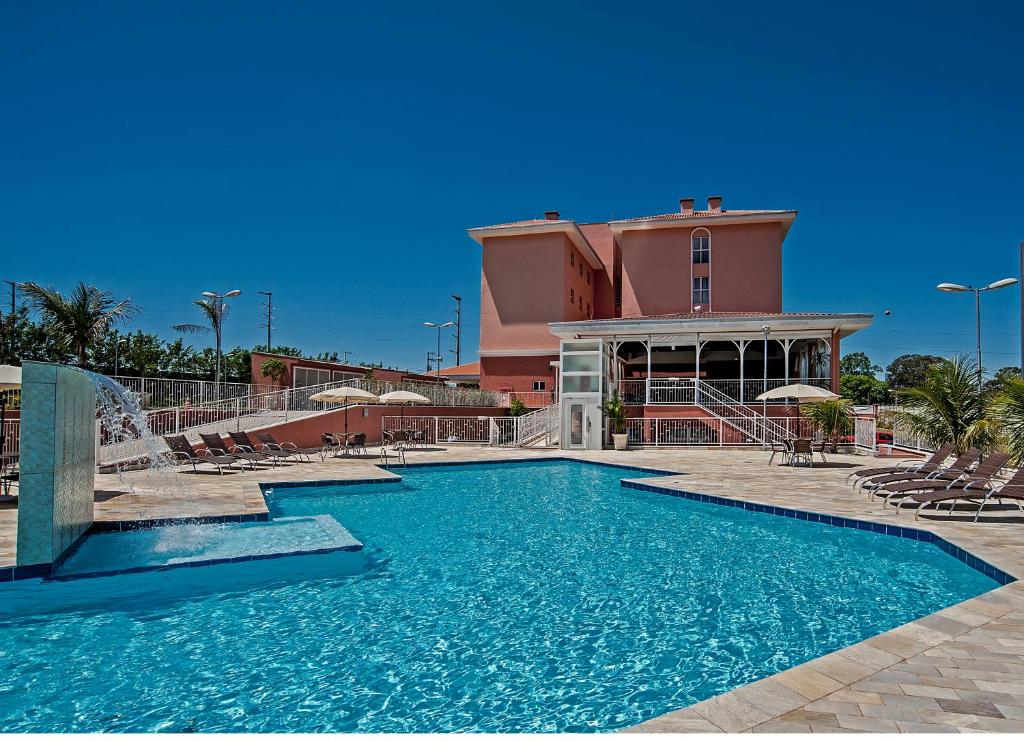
[424,321,454,381]
[937,278,1017,391]
[202,289,242,395]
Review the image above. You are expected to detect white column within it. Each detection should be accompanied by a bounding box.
[645,336,652,405]
[694,335,703,404]
[783,339,792,385]
[737,339,749,404]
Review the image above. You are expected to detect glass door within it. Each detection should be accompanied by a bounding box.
[568,403,584,447]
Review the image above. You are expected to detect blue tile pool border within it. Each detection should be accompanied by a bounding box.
[620,479,1017,586]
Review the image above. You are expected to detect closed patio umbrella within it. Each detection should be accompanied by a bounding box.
[309,386,380,434]
[756,383,839,437]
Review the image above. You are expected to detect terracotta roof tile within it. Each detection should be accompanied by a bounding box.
[439,361,480,376]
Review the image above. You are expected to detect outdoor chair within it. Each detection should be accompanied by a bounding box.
[768,440,791,466]
[810,439,828,463]
[860,448,981,499]
[909,458,1024,520]
[227,430,297,463]
[846,443,955,488]
[790,438,813,467]
[256,432,324,462]
[200,432,274,468]
[345,433,368,457]
[163,434,241,475]
[383,430,409,450]
[321,433,343,458]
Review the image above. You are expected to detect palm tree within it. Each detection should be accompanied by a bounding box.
[990,378,1024,464]
[19,282,138,368]
[172,298,229,388]
[803,398,853,452]
[884,355,994,456]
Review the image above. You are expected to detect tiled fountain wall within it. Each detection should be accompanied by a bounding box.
[16,362,96,567]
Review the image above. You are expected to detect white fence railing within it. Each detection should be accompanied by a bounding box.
[855,416,877,452]
[695,380,792,444]
[489,404,559,447]
[110,375,280,408]
[381,416,492,444]
[1,420,18,456]
[616,417,817,447]
[617,377,831,405]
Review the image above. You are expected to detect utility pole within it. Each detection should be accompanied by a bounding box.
[451,294,462,366]
[258,291,273,351]
[3,281,16,315]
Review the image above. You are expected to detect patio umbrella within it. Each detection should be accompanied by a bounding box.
[0,365,21,463]
[756,383,839,437]
[377,390,431,422]
[309,386,380,434]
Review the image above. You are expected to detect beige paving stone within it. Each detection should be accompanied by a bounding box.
[731,679,809,717]
[774,666,845,701]
[836,642,902,672]
[811,654,877,685]
[921,674,979,690]
[828,689,884,705]
[802,699,862,716]
[834,713,900,732]
[748,720,812,732]
[900,683,964,700]
[894,719,962,732]
[859,702,926,723]
[878,693,941,710]
[690,694,772,733]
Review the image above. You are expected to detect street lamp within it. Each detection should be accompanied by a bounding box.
[936,278,1018,391]
[202,289,242,395]
[424,321,454,381]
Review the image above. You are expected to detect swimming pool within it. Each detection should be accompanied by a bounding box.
[0,460,1001,732]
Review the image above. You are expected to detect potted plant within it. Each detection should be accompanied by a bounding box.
[602,391,628,450]
[803,398,854,454]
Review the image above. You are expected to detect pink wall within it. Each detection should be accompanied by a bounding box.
[202,405,510,450]
[562,236,595,322]
[618,222,783,317]
[479,355,558,393]
[578,223,616,319]
[479,233,568,353]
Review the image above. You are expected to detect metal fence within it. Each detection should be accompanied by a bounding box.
[381,416,492,444]
[110,375,280,408]
[1,420,18,456]
[617,417,817,447]
[617,377,831,405]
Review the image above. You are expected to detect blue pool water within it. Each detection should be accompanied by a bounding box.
[0,460,1000,732]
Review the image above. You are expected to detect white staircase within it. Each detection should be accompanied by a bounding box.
[488,403,560,447]
[694,380,791,445]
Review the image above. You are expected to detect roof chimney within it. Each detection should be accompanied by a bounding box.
[707,195,723,212]
[679,197,694,215]
[544,210,560,221]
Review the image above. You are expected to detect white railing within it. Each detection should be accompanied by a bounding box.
[2,420,18,456]
[855,416,877,452]
[489,404,559,447]
[695,380,792,444]
[110,375,280,408]
[497,390,558,409]
[617,417,817,447]
[381,415,492,444]
[617,377,831,405]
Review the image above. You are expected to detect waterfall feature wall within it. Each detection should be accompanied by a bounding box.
[16,362,97,567]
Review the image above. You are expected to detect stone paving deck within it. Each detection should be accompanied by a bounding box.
[3,445,1024,732]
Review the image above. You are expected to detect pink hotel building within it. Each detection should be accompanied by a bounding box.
[468,195,872,449]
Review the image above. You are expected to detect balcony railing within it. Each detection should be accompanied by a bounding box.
[617,378,831,405]
[615,417,817,446]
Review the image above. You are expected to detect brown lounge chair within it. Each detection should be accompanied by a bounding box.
[163,434,241,475]
[860,448,980,497]
[876,452,1010,510]
[199,432,275,468]
[227,430,297,463]
[255,432,325,462]
[910,463,1024,521]
[847,443,955,487]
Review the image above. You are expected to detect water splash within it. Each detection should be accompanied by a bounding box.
[85,370,188,500]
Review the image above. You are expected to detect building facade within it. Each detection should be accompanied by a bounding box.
[468,195,873,449]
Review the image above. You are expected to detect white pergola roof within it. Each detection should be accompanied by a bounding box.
[549,312,873,345]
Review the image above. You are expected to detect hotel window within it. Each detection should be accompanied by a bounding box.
[579,263,583,276]
[586,270,590,285]
[586,302,591,318]
[579,295,583,311]
[533,380,546,391]
[692,277,710,306]
[692,231,710,264]
[570,252,574,267]
[569,288,574,305]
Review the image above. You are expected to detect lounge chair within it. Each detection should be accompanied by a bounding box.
[847,443,955,487]
[199,432,275,468]
[163,434,241,475]
[255,431,324,462]
[227,430,297,463]
[875,452,1010,510]
[910,461,1024,520]
[859,448,980,496]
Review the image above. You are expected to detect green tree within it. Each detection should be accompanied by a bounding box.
[508,398,528,417]
[19,281,138,368]
[0,307,73,366]
[884,355,994,455]
[984,366,1021,395]
[840,351,881,377]
[839,373,891,405]
[260,357,288,384]
[991,378,1024,464]
[886,354,945,389]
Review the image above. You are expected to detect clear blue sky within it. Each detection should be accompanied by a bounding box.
[2,1,1022,374]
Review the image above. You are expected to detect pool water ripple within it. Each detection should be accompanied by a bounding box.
[0,460,999,732]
